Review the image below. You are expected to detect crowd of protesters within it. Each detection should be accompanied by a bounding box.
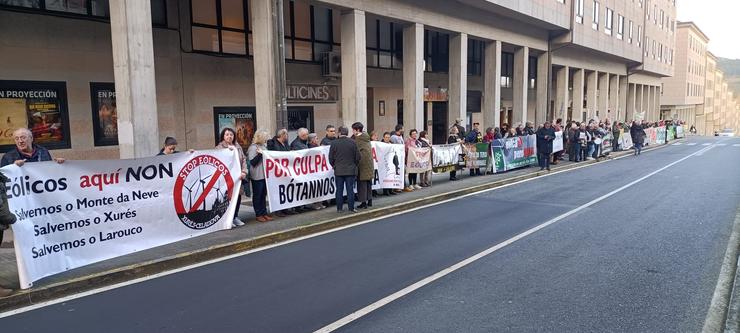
[0,116,687,295]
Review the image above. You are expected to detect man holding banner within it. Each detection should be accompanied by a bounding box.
[329,126,360,213]
[536,121,556,171]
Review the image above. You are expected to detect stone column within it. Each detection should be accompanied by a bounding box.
[483,40,502,129]
[655,86,661,120]
[449,33,468,129]
[626,83,636,121]
[609,74,619,121]
[598,72,609,120]
[646,85,654,121]
[586,70,598,121]
[110,0,159,158]
[536,52,549,124]
[251,0,280,134]
[340,9,367,126]
[619,76,628,122]
[512,46,529,125]
[555,66,569,121]
[573,68,585,121]
[636,84,644,120]
[403,23,424,131]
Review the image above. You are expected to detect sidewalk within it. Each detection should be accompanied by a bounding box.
[0,145,666,311]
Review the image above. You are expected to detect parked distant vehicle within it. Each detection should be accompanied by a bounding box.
[715,129,735,137]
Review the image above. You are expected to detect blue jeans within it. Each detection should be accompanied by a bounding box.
[587,142,595,158]
[335,175,356,211]
[634,142,643,155]
[251,179,267,217]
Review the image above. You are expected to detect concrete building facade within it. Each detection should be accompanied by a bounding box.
[659,21,708,126]
[0,0,677,160]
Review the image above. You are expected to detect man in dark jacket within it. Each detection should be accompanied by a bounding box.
[1,128,65,167]
[453,118,466,141]
[524,122,536,136]
[320,125,336,146]
[0,170,16,297]
[352,122,374,209]
[536,121,556,171]
[329,126,360,213]
[630,121,646,156]
[267,128,290,152]
[290,128,310,151]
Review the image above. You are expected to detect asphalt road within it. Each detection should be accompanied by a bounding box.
[1,136,739,333]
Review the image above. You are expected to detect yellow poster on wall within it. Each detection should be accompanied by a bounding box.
[0,98,28,145]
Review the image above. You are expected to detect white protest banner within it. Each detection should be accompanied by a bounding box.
[263,146,334,212]
[552,131,564,153]
[371,142,405,190]
[432,143,462,173]
[620,129,633,149]
[4,150,241,289]
[406,147,432,173]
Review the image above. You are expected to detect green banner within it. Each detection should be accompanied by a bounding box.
[667,127,676,141]
[492,135,538,173]
[465,143,490,169]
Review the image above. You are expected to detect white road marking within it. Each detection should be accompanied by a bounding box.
[733,144,740,147]
[672,142,682,146]
[717,143,727,146]
[686,143,697,146]
[0,144,676,319]
[314,145,714,333]
[702,143,711,146]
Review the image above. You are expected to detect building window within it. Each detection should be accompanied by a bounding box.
[575,0,584,23]
[424,30,449,73]
[653,5,657,24]
[660,10,664,29]
[617,14,624,40]
[628,20,633,43]
[284,1,338,62]
[592,0,599,30]
[367,18,403,69]
[658,43,662,61]
[605,8,613,35]
[637,25,642,48]
[646,0,650,19]
[652,40,656,59]
[191,0,249,55]
[467,39,484,76]
[500,52,514,88]
[556,0,565,3]
[644,36,649,56]
[0,0,166,26]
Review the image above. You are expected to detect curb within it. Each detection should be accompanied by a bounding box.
[0,142,675,313]
[719,206,740,333]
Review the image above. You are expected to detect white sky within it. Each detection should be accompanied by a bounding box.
[676,0,740,59]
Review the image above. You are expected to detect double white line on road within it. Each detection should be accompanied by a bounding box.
[316,144,715,332]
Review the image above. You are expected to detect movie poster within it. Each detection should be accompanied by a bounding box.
[213,107,256,148]
[90,82,118,146]
[0,80,70,153]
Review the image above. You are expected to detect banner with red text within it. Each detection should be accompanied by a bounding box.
[262,146,334,212]
[3,149,241,289]
[262,144,406,211]
[406,147,432,173]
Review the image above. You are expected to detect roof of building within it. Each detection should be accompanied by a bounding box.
[677,21,710,42]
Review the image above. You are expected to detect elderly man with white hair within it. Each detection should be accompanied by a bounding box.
[1,128,65,167]
[290,128,310,151]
